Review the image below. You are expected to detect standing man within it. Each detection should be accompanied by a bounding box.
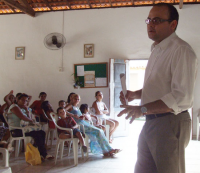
[118,3,197,173]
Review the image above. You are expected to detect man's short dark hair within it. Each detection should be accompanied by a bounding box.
[154,3,179,30]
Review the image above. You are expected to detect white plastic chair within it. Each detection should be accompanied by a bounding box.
[3,113,32,158]
[197,110,200,140]
[90,107,110,141]
[0,148,12,173]
[49,112,88,165]
[33,113,48,130]
[42,110,56,147]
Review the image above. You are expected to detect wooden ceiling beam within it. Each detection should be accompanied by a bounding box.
[19,0,38,13]
[7,4,16,12]
[31,1,71,8]
[63,0,71,9]
[86,0,91,8]
[3,0,35,17]
[43,0,53,10]
[131,0,134,6]
[108,0,112,7]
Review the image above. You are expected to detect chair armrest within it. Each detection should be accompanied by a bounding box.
[56,126,73,138]
[9,125,24,130]
[9,125,30,137]
[78,123,85,133]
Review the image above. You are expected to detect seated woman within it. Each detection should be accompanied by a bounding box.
[29,92,48,122]
[92,91,119,143]
[7,94,53,160]
[80,104,105,132]
[41,101,55,129]
[66,94,120,156]
[66,92,75,106]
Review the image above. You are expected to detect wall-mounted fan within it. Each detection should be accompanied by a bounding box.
[44,33,66,50]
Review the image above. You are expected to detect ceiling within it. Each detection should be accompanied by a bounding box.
[0,0,199,17]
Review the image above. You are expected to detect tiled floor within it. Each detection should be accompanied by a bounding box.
[2,121,200,173]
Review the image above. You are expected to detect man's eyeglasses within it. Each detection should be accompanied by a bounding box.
[145,17,172,25]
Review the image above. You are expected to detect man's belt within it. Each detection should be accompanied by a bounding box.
[145,110,188,121]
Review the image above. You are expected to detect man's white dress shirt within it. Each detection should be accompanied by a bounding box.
[141,32,198,114]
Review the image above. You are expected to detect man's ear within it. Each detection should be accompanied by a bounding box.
[170,20,178,31]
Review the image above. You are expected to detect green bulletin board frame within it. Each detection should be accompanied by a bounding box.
[74,62,108,88]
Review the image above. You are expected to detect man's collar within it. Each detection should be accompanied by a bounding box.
[151,32,177,51]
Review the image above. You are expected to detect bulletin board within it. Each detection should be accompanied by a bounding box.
[74,62,108,88]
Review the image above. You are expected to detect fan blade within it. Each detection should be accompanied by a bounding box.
[56,43,62,48]
[52,36,57,45]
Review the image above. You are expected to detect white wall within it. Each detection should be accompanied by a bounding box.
[0,5,200,139]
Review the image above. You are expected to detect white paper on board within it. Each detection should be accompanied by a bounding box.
[77,66,84,76]
[95,78,107,87]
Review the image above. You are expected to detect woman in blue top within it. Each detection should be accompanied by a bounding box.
[65,94,120,156]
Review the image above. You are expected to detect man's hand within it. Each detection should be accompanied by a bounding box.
[117,105,143,124]
[119,90,136,105]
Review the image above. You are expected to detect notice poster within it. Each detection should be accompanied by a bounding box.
[95,78,107,87]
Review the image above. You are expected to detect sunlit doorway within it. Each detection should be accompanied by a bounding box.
[128,60,148,137]
[109,59,148,138]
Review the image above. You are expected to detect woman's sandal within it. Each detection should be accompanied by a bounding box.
[111,149,121,156]
[108,149,122,157]
[41,155,54,162]
[103,149,121,157]
[46,154,54,160]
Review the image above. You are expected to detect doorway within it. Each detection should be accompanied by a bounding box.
[109,59,148,138]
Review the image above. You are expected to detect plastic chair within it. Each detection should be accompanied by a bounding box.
[33,113,48,130]
[90,107,110,141]
[49,112,88,165]
[197,110,200,140]
[0,148,12,173]
[3,113,31,157]
[42,110,56,147]
[2,113,41,158]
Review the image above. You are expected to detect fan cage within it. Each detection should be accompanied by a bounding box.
[44,32,66,50]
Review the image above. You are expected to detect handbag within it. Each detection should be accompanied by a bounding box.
[25,143,42,166]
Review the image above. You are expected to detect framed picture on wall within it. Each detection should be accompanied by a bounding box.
[15,47,25,60]
[84,44,94,58]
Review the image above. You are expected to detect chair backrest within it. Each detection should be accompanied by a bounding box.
[3,113,9,125]
[42,109,52,121]
[89,107,96,115]
[50,112,75,138]
[198,110,200,118]
[49,112,60,129]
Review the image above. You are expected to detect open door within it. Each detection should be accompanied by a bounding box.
[109,59,129,137]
